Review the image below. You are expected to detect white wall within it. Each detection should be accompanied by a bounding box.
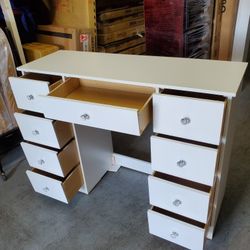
[232,0,250,62]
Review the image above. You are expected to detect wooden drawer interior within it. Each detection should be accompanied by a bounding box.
[49,78,155,110]
[21,72,61,84]
[153,171,211,193]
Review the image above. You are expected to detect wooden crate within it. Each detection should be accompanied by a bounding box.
[98,25,145,45]
[98,14,144,33]
[98,36,145,53]
[98,5,144,22]
[119,43,145,54]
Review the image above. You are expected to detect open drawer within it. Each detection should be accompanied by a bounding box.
[41,78,154,135]
[9,73,62,113]
[15,112,73,149]
[148,207,208,250]
[21,139,79,177]
[148,172,212,223]
[26,165,83,203]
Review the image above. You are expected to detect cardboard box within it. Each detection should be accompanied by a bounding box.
[37,25,94,51]
[22,42,59,62]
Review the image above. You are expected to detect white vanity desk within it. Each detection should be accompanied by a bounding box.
[10,51,247,250]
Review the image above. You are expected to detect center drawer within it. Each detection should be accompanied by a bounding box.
[40,78,154,136]
[21,140,79,177]
[26,165,83,203]
[15,112,73,149]
[148,172,212,223]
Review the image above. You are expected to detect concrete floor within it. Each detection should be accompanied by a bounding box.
[1,80,250,250]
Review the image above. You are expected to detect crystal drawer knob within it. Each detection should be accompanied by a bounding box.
[43,187,49,192]
[81,114,90,120]
[26,94,34,100]
[32,130,39,135]
[38,159,45,165]
[177,160,186,168]
[170,231,179,239]
[181,117,191,125]
[173,199,182,207]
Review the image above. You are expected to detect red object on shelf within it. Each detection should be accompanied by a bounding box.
[144,0,184,57]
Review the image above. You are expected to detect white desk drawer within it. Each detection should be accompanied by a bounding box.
[153,94,225,145]
[41,78,154,136]
[26,165,83,203]
[151,136,218,186]
[148,207,206,250]
[9,74,61,113]
[21,140,79,177]
[148,173,211,223]
[15,112,73,149]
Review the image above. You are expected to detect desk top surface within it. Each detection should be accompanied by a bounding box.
[18,51,248,97]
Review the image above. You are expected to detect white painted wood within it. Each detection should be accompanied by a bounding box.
[148,175,211,223]
[21,142,64,176]
[153,94,225,145]
[0,0,26,65]
[26,169,68,203]
[73,124,113,194]
[147,209,205,250]
[21,141,78,177]
[208,98,237,238]
[9,76,51,112]
[14,113,61,148]
[232,0,250,61]
[17,51,247,97]
[151,136,218,186]
[112,153,152,174]
[41,95,142,136]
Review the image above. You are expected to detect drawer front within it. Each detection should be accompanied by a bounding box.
[15,113,72,148]
[9,76,51,112]
[41,96,144,136]
[26,165,83,203]
[148,176,210,223]
[151,136,218,186]
[148,209,205,250]
[153,94,225,145]
[21,140,79,177]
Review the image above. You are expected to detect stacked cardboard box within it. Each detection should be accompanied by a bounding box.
[97,3,146,54]
[22,42,59,62]
[37,25,94,52]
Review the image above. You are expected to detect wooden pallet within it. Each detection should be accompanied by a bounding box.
[98,25,145,45]
[119,43,145,55]
[98,5,144,22]
[98,14,144,33]
[98,36,145,53]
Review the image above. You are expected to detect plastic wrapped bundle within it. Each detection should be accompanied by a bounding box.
[0,28,17,135]
[184,0,214,58]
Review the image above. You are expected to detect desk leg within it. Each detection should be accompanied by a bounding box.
[73,124,113,194]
